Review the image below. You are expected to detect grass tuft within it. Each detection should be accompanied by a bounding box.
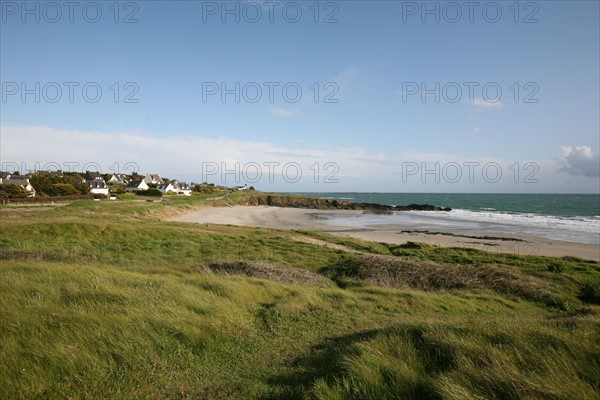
[205,260,333,286]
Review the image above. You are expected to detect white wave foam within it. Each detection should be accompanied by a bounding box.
[405,209,600,244]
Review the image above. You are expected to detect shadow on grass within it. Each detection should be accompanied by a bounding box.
[263,328,382,400]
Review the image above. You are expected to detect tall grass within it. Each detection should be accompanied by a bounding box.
[1,196,599,399]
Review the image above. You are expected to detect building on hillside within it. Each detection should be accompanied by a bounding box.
[87,179,109,196]
[126,180,149,192]
[1,178,36,197]
[173,180,192,196]
[108,174,129,184]
[0,172,12,183]
[156,182,176,194]
[144,174,163,185]
[84,171,103,181]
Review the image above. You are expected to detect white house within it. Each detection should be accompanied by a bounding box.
[126,179,149,192]
[156,182,177,194]
[144,173,163,185]
[87,179,109,196]
[173,181,192,196]
[108,174,129,184]
[2,178,36,197]
[0,172,11,184]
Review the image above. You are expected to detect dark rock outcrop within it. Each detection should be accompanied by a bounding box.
[240,195,451,212]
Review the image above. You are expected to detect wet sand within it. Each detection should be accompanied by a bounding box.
[171,206,600,261]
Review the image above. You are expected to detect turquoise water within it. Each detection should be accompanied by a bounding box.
[296,193,600,217]
[292,193,600,245]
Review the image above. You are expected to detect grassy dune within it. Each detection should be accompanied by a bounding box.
[1,193,599,399]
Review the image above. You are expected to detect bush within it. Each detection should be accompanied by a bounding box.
[116,193,135,200]
[579,278,600,304]
[398,241,427,249]
[193,184,222,194]
[0,184,30,198]
[52,183,80,196]
[136,188,162,197]
[547,260,567,273]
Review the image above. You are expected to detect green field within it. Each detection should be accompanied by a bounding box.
[1,193,599,399]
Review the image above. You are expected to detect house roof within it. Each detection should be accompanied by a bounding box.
[2,178,32,188]
[85,171,102,180]
[146,173,163,181]
[126,179,145,188]
[110,174,129,183]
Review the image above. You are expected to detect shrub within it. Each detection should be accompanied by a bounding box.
[52,183,80,196]
[547,260,567,273]
[398,241,427,249]
[579,278,600,304]
[136,188,162,197]
[117,193,135,200]
[0,184,30,198]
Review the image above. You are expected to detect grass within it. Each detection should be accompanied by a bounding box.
[1,193,599,399]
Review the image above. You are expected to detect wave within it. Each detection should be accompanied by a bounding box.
[405,209,600,243]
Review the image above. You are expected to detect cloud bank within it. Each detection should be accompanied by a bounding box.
[557,146,600,178]
[1,124,597,193]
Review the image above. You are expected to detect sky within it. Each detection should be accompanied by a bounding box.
[1,0,599,192]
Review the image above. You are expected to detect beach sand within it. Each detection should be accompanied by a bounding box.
[171,206,600,261]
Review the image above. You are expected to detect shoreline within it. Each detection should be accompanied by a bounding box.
[171,206,600,261]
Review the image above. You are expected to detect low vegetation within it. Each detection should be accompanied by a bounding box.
[1,193,599,399]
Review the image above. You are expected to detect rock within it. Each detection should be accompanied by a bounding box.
[247,195,451,212]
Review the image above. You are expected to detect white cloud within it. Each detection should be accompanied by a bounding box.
[271,108,297,119]
[557,146,600,177]
[473,127,483,134]
[1,124,597,193]
[469,98,504,109]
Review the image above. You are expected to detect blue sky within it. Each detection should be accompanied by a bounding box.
[1,0,599,192]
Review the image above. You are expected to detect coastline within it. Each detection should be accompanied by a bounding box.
[171,205,600,261]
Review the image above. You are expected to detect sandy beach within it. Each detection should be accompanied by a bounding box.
[171,206,600,261]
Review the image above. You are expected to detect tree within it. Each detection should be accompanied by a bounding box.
[108,182,126,194]
[63,173,89,195]
[30,172,89,196]
[51,183,79,196]
[29,173,62,196]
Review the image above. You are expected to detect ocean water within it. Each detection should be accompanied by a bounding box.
[294,193,600,245]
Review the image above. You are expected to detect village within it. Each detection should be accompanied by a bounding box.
[0,170,249,200]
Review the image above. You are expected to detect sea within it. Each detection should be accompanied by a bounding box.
[293,193,600,246]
